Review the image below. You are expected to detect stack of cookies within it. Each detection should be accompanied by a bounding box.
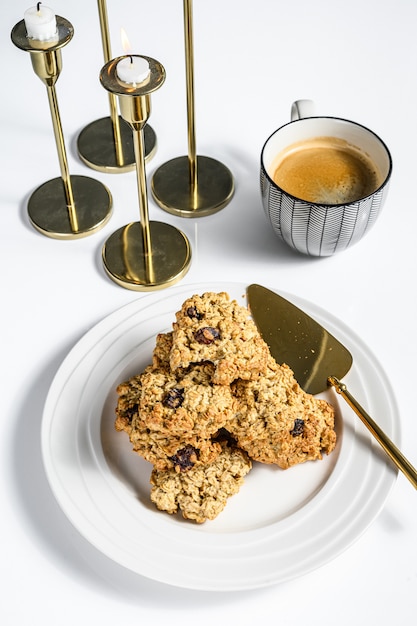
[115,292,336,523]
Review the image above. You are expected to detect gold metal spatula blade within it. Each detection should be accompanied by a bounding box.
[247,283,417,489]
[247,283,352,395]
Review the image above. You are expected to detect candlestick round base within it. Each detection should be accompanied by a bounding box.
[102,221,192,291]
[77,117,157,173]
[27,176,112,239]
[151,155,234,217]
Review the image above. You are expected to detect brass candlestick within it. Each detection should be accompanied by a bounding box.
[151,0,234,217]
[11,16,112,239]
[77,0,156,173]
[100,55,191,290]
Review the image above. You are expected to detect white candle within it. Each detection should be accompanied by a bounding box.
[116,56,150,85]
[24,3,57,42]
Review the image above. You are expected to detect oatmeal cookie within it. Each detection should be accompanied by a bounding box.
[229,357,336,469]
[150,441,252,523]
[138,361,236,436]
[169,292,270,385]
[114,291,337,524]
[129,424,221,472]
[115,362,236,471]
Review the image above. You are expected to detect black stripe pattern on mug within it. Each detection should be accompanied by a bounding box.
[261,168,389,257]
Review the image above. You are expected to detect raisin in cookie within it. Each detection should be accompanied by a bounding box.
[169,292,270,385]
[150,441,252,523]
[229,357,336,469]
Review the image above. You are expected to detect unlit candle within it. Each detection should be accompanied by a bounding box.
[24,3,57,41]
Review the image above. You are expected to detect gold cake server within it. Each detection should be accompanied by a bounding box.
[247,283,417,488]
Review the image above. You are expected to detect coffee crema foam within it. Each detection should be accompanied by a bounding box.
[271,137,382,204]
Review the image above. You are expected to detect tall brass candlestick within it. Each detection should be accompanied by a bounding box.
[151,0,234,217]
[11,17,112,239]
[77,0,157,173]
[100,56,191,290]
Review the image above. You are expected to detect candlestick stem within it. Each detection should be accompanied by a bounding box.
[184,0,197,194]
[46,84,78,231]
[97,0,124,166]
[133,127,154,283]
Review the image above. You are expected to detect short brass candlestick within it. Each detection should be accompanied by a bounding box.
[77,0,156,173]
[100,56,191,290]
[151,0,234,217]
[11,17,112,239]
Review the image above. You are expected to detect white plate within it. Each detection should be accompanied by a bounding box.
[41,282,399,591]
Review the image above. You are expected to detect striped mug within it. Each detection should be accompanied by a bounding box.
[260,100,392,256]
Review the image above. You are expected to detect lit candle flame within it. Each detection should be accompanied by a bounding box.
[120,27,132,55]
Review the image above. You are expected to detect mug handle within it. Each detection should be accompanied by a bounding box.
[291,99,317,121]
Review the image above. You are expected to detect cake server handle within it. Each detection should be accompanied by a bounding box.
[328,376,417,489]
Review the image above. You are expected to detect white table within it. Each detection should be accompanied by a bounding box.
[2,0,417,623]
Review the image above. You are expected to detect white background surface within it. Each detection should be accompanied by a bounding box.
[2,0,417,623]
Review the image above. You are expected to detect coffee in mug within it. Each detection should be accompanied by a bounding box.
[260,100,392,256]
[271,136,383,205]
